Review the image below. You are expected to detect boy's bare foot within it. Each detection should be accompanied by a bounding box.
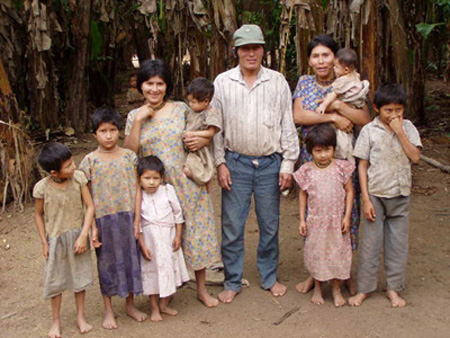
[102,310,118,330]
[160,306,178,316]
[295,276,314,294]
[270,282,287,297]
[150,310,163,322]
[126,306,148,322]
[198,290,219,308]
[349,292,369,307]
[386,289,406,308]
[218,290,238,304]
[76,316,92,334]
[344,278,357,296]
[310,286,324,305]
[332,287,347,307]
[47,322,61,338]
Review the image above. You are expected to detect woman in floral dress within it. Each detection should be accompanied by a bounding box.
[124,59,220,308]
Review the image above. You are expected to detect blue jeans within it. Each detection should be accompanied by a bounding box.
[221,151,281,292]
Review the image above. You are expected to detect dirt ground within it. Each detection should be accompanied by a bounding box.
[1,82,450,338]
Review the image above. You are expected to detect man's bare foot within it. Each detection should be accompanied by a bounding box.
[150,310,163,322]
[295,276,314,294]
[310,286,325,305]
[160,305,178,316]
[198,290,219,308]
[270,282,287,297]
[344,278,357,296]
[386,289,406,308]
[332,287,347,307]
[47,322,61,338]
[126,306,148,322]
[348,292,369,307]
[102,310,118,330]
[76,316,93,334]
[218,290,238,304]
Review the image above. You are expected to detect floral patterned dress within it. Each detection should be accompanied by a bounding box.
[293,75,361,250]
[79,149,143,297]
[125,101,220,270]
[293,160,354,281]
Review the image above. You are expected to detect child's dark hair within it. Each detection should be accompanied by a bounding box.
[305,124,337,154]
[137,59,173,99]
[187,77,215,102]
[373,83,407,108]
[336,48,358,69]
[92,107,122,133]
[38,143,72,173]
[138,155,165,178]
[307,34,339,57]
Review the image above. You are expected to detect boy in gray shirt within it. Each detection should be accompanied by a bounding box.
[349,83,422,308]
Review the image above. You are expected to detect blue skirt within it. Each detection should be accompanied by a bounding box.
[95,211,143,297]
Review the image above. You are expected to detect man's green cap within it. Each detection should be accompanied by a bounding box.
[233,24,265,47]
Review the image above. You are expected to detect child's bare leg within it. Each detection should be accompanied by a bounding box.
[74,290,92,333]
[332,279,346,307]
[295,275,314,294]
[149,295,162,321]
[386,289,406,308]
[344,276,357,296]
[196,268,219,307]
[206,180,212,193]
[102,295,117,330]
[159,296,178,316]
[348,292,369,307]
[183,166,193,178]
[310,280,324,305]
[48,294,62,338]
[125,293,147,322]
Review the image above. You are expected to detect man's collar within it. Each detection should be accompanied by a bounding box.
[228,65,270,85]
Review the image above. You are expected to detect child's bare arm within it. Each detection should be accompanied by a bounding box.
[299,190,308,236]
[34,199,49,259]
[342,177,354,233]
[317,92,338,114]
[173,223,183,251]
[134,184,142,239]
[389,117,421,163]
[74,185,95,254]
[138,233,152,260]
[358,159,376,222]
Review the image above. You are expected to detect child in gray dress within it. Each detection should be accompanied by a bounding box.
[183,77,221,191]
[33,143,95,338]
[316,48,370,164]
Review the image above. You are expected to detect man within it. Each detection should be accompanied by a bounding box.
[213,24,299,303]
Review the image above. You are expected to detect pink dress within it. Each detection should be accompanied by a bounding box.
[140,184,190,297]
[293,160,354,281]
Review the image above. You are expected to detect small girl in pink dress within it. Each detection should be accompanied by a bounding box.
[293,124,355,307]
[135,155,190,321]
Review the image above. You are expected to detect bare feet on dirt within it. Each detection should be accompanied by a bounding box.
[332,286,347,307]
[198,290,219,307]
[270,282,287,297]
[150,310,163,322]
[76,316,92,334]
[295,275,314,294]
[386,289,406,307]
[348,292,369,307]
[218,290,238,303]
[160,306,178,316]
[310,284,325,305]
[102,310,118,330]
[47,321,61,338]
[126,306,148,322]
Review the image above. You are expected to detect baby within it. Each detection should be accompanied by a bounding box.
[183,77,220,191]
[316,48,370,163]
